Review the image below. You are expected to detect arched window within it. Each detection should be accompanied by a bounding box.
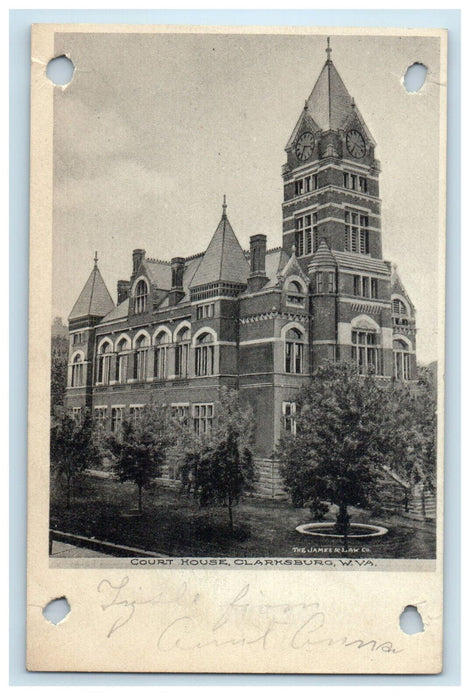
[285,327,304,374]
[97,341,112,385]
[116,337,130,384]
[392,297,410,327]
[351,329,380,375]
[70,352,84,387]
[135,280,149,314]
[175,326,190,378]
[393,338,412,380]
[134,334,149,381]
[286,280,304,306]
[195,332,215,377]
[154,330,171,379]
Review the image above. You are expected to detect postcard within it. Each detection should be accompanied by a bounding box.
[27,24,446,673]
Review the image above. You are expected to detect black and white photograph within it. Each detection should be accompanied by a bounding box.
[46,30,444,566]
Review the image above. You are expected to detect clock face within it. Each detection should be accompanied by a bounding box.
[295,132,315,161]
[346,129,366,158]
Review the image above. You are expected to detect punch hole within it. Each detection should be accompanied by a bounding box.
[46,55,75,86]
[403,62,427,93]
[399,605,424,635]
[43,596,70,625]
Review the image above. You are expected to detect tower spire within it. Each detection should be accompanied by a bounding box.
[326,36,332,63]
[222,194,227,218]
[94,251,98,268]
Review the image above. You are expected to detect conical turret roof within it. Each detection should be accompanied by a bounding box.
[69,257,114,321]
[286,43,376,148]
[190,202,249,288]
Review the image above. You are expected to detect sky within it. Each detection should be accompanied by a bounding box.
[52,30,442,364]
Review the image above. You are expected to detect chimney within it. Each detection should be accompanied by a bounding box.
[117,280,130,304]
[132,249,146,277]
[168,257,185,306]
[247,235,269,292]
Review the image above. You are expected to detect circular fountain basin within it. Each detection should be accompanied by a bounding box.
[295,522,388,538]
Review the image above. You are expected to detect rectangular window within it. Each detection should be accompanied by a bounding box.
[94,406,107,426]
[154,346,167,379]
[343,172,349,188]
[351,331,379,375]
[371,278,378,299]
[315,271,323,293]
[359,176,368,193]
[328,271,335,293]
[362,277,370,298]
[171,403,189,423]
[294,179,304,196]
[70,407,82,423]
[282,402,297,435]
[195,345,214,377]
[295,212,317,257]
[135,349,148,381]
[129,405,145,423]
[117,353,128,383]
[351,174,357,190]
[353,275,360,296]
[295,218,304,256]
[345,209,369,253]
[304,176,311,193]
[111,407,124,433]
[193,403,214,435]
[312,174,318,190]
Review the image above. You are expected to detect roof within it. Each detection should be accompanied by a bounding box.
[309,239,337,267]
[190,212,249,288]
[157,254,205,307]
[144,259,172,289]
[100,298,129,324]
[262,248,290,289]
[286,58,376,147]
[332,250,390,276]
[390,265,415,311]
[69,263,115,321]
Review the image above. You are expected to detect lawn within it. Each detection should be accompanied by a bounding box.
[50,474,436,559]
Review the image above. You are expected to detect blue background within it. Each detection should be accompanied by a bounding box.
[9,8,461,686]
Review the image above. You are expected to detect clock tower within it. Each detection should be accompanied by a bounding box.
[282,38,383,264]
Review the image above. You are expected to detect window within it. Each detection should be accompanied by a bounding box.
[135,280,149,314]
[154,330,170,379]
[285,327,304,374]
[129,405,145,423]
[392,298,410,326]
[282,402,297,435]
[171,403,190,424]
[70,352,84,387]
[362,277,370,298]
[351,330,380,374]
[353,275,360,296]
[111,406,124,433]
[327,271,335,293]
[371,278,378,299]
[193,404,214,435]
[133,334,149,381]
[344,210,369,253]
[116,338,130,383]
[70,407,82,423]
[393,339,412,380]
[294,174,318,197]
[353,275,378,299]
[195,332,215,376]
[295,212,318,256]
[94,406,107,427]
[175,327,190,378]
[344,172,368,194]
[286,280,304,305]
[315,271,323,293]
[96,341,112,385]
[73,332,84,345]
[196,303,215,320]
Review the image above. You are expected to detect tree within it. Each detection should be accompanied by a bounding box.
[384,368,437,515]
[50,335,68,416]
[277,362,398,535]
[177,387,256,531]
[50,412,99,508]
[107,403,175,513]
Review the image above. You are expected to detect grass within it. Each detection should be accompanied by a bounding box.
[50,474,436,559]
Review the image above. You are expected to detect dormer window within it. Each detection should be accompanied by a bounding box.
[392,297,410,327]
[286,280,304,306]
[135,279,149,314]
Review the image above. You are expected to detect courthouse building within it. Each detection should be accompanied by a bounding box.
[65,46,417,497]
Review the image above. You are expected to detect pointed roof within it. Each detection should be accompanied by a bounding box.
[286,40,376,147]
[308,239,337,267]
[69,256,114,321]
[390,264,415,312]
[190,200,250,288]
